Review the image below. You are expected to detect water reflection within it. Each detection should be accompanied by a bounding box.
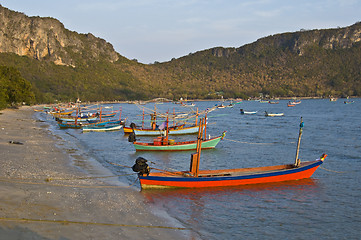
[141,178,320,239]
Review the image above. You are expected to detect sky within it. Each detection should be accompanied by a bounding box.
[2,0,361,64]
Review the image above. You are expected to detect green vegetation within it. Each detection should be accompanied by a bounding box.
[0,65,35,109]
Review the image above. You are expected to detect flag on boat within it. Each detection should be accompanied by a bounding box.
[158,121,166,130]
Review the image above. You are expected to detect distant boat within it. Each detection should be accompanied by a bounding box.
[265,111,284,117]
[290,100,301,105]
[268,101,279,104]
[344,100,355,104]
[330,97,338,102]
[287,102,295,107]
[132,117,327,189]
[240,109,257,115]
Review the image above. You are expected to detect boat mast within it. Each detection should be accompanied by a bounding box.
[165,114,169,143]
[195,108,199,126]
[142,108,144,128]
[204,113,207,140]
[190,118,204,177]
[99,107,102,122]
[74,106,79,125]
[294,117,304,167]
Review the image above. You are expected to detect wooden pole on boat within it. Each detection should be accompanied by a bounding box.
[142,108,144,128]
[118,107,122,121]
[173,108,175,127]
[75,106,79,125]
[99,107,102,122]
[165,114,169,143]
[294,117,304,167]
[204,113,207,140]
[195,108,199,126]
[190,118,204,177]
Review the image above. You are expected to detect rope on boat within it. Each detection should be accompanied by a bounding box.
[319,166,346,173]
[108,160,184,176]
[107,161,132,168]
[223,138,275,145]
[0,217,189,230]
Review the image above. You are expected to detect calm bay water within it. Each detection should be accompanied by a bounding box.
[40,99,361,239]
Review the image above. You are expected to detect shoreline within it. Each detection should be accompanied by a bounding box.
[0,106,186,239]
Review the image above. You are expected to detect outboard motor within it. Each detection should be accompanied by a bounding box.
[128,132,136,142]
[132,157,150,176]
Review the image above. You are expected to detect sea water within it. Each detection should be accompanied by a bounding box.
[38,99,361,239]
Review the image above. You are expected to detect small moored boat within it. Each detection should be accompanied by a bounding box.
[265,111,284,117]
[240,109,257,115]
[82,124,123,132]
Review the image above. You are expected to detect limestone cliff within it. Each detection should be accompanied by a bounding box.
[235,23,361,57]
[0,5,119,67]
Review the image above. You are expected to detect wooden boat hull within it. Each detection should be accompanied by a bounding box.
[58,122,84,129]
[57,116,98,122]
[123,126,134,134]
[125,125,201,136]
[138,159,324,189]
[241,111,257,115]
[82,124,123,132]
[133,135,223,151]
[265,113,284,117]
[99,112,116,118]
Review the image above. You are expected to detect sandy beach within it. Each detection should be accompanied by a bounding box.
[0,106,186,240]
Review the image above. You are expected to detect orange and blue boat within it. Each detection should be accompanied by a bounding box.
[132,118,327,189]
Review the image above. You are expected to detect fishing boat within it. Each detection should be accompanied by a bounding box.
[124,105,203,135]
[240,109,257,115]
[132,118,327,189]
[265,112,284,117]
[129,124,201,136]
[56,115,98,122]
[132,132,225,151]
[290,100,301,105]
[287,102,295,107]
[131,116,225,151]
[82,124,123,132]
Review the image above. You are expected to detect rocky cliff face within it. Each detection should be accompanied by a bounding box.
[0,5,119,67]
[241,23,361,57]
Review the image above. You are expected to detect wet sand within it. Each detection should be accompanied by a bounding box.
[0,106,186,239]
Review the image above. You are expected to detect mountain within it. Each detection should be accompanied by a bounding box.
[0,4,361,105]
[0,5,119,67]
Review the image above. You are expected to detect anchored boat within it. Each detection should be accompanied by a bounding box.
[132,118,326,189]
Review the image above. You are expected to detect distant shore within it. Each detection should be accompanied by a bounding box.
[37,95,352,107]
[0,106,186,239]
